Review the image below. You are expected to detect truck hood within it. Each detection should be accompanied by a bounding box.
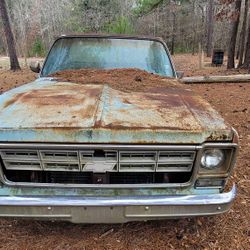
[0,78,233,144]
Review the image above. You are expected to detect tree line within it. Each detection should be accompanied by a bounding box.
[0,0,250,70]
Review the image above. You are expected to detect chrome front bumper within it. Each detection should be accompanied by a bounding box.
[0,184,236,223]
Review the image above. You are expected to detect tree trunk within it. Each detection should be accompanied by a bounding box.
[0,0,20,71]
[171,12,176,55]
[198,4,206,51]
[238,0,249,67]
[192,0,196,55]
[206,0,214,57]
[227,0,242,69]
[183,74,250,83]
[242,7,250,68]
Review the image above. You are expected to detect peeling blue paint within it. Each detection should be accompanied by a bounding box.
[0,79,232,144]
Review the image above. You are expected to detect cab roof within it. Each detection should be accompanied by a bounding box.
[57,33,165,43]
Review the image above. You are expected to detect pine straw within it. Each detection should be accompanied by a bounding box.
[0,58,249,250]
[0,69,36,94]
[49,68,181,92]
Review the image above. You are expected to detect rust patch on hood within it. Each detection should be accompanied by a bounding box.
[3,93,25,109]
[0,82,104,128]
[0,69,233,143]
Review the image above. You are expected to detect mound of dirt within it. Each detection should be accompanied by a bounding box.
[50,68,181,92]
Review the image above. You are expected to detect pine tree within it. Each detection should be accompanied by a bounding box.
[0,0,20,70]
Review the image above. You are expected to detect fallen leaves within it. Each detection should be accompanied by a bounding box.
[0,54,249,249]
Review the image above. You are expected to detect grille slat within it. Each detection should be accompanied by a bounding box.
[3,160,42,171]
[0,149,39,161]
[40,150,79,162]
[43,162,80,172]
[119,163,156,172]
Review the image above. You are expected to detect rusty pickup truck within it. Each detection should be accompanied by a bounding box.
[0,35,238,223]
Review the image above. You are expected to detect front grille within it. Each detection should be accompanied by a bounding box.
[0,147,196,185]
[46,171,92,184]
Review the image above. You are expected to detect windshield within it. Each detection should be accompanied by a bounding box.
[41,37,175,77]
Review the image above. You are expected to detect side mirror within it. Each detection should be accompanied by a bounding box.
[176,71,184,79]
[30,61,41,73]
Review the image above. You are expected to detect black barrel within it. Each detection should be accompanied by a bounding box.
[212,49,224,66]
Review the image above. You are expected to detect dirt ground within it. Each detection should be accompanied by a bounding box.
[0,54,249,250]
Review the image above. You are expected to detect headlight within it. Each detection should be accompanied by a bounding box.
[201,149,224,170]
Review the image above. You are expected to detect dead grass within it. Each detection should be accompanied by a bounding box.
[0,54,249,250]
